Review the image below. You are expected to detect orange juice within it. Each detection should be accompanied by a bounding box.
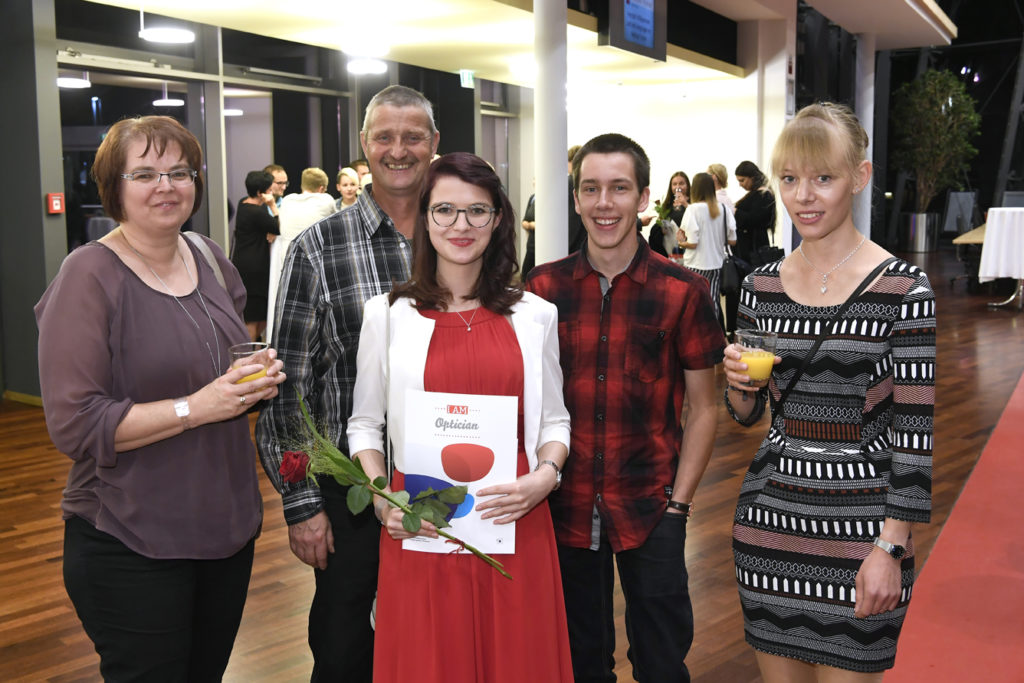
[741,350,775,383]
[235,367,267,384]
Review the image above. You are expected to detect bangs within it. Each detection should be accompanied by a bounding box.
[771,117,845,178]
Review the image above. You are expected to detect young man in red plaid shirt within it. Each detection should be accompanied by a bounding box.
[526,133,725,682]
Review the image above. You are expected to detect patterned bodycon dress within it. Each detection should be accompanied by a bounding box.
[730,258,935,672]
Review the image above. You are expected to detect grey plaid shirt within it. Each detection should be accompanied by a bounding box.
[255,187,412,525]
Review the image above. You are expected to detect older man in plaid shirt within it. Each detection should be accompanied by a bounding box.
[526,133,725,683]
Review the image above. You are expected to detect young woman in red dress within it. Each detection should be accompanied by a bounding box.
[347,152,574,682]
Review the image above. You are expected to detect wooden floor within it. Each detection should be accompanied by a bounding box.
[1,246,1021,682]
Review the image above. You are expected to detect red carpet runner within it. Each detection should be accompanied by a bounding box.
[887,372,1024,681]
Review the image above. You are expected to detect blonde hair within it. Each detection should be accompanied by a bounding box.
[771,102,868,180]
[300,167,329,192]
[708,163,728,189]
[336,167,359,185]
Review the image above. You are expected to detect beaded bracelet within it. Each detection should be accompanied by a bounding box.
[724,384,766,427]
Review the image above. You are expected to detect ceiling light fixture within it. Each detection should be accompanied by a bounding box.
[347,58,388,75]
[153,82,184,107]
[138,9,195,44]
[57,70,91,89]
[223,108,244,117]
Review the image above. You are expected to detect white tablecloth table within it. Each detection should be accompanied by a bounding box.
[978,207,1024,309]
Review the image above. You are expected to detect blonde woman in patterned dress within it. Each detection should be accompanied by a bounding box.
[723,102,935,681]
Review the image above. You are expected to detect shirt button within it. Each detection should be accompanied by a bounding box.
[600,335,608,342]
[596,452,604,460]
[598,374,605,382]
[596,413,604,422]
[596,493,603,502]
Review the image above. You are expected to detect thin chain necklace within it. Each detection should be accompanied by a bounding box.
[798,234,867,294]
[453,307,479,332]
[121,230,222,375]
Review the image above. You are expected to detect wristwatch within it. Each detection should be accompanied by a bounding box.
[535,459,562,490]
[174,397,192,430]
[873,537,906,560]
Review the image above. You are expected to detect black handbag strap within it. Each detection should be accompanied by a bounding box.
[776,256,898,408]
[722,210,732,257]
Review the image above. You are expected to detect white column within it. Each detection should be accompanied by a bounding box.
[534,0,569,262]
[855,32,876,237]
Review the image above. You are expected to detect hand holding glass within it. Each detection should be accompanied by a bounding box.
[735,330,777,387]
[230,342,271,383]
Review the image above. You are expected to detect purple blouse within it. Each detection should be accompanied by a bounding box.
[34,236,262,559]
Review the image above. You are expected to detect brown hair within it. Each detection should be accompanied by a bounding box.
[390,152,522,314]
[770,102,869,180]
[689,172,720,219]
[92,116,204,224]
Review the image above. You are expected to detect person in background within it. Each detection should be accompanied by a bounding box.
[678,172,737,324]
[267,167,336,341]
[256,85,439,683]
[35,115,285,682]
[360,172,373,193]
[348,152,573,682]
[521,186,536,278]
[708,163,735,216]
[724,102,935,682]
[648,171,690,257]
[335,167,360,211]
[726,160,776,336]
[264,163,289,209]
[527,133,724,683]
[349,158,370,184]
[566,145,587,254]
[232,170,280,341]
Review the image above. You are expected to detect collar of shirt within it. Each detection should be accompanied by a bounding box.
[572,233,650,286]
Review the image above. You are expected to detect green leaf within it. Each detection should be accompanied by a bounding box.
[411,486,440,502]
[401,512,422,533]
[346,485,372,515]
[437,485,468,504]
[372,476,388,490]
[391,490,411,507]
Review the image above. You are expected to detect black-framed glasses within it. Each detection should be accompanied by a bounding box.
[429,203,497,228]
[119,169,198,186]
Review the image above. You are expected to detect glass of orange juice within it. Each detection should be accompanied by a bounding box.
[230,342,271,384]
[735,330,777,387]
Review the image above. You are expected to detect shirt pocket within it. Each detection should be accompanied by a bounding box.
[623,324,668,383]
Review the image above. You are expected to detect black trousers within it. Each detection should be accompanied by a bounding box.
[557,512,693,683]
[63,515,254,683]
[308,477,382,683]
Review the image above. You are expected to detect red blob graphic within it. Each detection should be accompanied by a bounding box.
[441,443,495,482]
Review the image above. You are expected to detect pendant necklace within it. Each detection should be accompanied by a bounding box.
[454,308,479,332]
[798,234,867,294]
[121,230,222,375]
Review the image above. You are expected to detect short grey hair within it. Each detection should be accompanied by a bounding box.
[361,85,437,136]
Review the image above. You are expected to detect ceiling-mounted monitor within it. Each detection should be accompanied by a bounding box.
[599,0,667,62]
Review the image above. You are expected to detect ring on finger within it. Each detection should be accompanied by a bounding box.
[240,395,247,405]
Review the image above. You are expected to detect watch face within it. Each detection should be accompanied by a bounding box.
[890,545,906,560]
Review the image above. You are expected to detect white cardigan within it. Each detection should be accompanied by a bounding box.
[346,292,571,475]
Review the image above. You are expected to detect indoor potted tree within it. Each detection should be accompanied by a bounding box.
[891,68,980,251]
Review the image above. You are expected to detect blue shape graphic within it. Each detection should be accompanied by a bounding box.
[452,493,474,519]
[403,473,468,522]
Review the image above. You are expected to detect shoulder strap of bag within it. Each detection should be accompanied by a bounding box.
[722,210,732,256]
[184,231,227,291]
[776,256,897,407]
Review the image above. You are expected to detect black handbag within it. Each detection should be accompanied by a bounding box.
[720,213,745,295]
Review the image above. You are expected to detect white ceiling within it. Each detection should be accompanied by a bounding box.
[85,0,955,88]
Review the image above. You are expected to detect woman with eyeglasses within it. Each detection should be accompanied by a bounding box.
[347,152,574,682]
[232,169,281,341]
[35,115,286,681]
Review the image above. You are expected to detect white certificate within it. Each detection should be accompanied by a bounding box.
[401,389,517,554]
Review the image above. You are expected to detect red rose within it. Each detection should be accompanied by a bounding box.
[280,450,310,484]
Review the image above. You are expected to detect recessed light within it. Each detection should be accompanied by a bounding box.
[347,58,388,75]
[138,10,194,44]
[57,71,91,89]
[223,108,244,117]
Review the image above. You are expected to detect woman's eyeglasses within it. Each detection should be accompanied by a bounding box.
[119,169,198,186]
[429,203,497,228]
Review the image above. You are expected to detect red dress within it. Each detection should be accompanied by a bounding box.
[372,307,573,683]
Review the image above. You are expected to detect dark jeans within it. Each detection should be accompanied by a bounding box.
[558,511,693,683]
[308,477,381,683]
[63,515,254,683]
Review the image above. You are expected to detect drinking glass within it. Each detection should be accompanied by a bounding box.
[230,342,271,384]
[735,330,777,387]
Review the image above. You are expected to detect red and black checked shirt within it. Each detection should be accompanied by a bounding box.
[526,239,725,552]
